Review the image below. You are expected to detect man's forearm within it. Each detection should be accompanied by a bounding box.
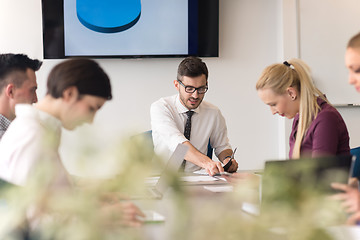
[182,141,213,168]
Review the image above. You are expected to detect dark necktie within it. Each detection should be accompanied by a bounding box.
[181,111,194,170]
[184,111,194,140]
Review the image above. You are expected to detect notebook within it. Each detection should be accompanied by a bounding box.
[134,143,189,199]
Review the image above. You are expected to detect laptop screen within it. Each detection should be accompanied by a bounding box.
[155,144,189,194]
[261,155,353,209]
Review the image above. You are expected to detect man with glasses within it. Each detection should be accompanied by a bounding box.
[150,57,238,176]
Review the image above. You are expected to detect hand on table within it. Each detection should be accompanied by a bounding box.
[205,161,224,176]
[331,182,360,225]
[346,212,360,225]
[331,182,360,213]
[100,200,145,228]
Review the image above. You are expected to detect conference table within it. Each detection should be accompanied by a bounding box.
[131,173,260,240]
[123,172,360,240]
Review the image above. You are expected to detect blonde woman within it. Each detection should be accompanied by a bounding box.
[332,32,360,225]
[346,32,360,92]
[256,58,350,158]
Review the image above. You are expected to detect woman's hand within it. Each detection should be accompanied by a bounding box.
[100,200,145,228]
[331,182,360,213]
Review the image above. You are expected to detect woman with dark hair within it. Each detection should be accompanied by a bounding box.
[0,58,112,186]
[0,58,144,227]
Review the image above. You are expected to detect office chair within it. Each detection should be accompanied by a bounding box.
[142,130,154,149]
[206,140,213,159]
[144,130,213,159]
[350,147,360,180]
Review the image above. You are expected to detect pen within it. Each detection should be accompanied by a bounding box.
[223,147,237,171]
[230,147,237,160]
[213,172,233,176]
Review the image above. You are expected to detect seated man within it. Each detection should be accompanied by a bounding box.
[151,56,238,176]
[0,53,42,140]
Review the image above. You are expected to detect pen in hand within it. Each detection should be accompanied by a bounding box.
[231,148,237,159]
[223,147,237,172]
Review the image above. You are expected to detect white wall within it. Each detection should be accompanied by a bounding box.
[298,0,360,105]
[297,0,360,149]
[1,0,297,175]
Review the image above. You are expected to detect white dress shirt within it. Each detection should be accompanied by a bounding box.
[0,104,69,187]
[150,94,231,172]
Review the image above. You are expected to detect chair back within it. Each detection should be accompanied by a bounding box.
[207,140,213,159]
[350,147,360,179]
[145,130,213,159]
[143,130,154,149]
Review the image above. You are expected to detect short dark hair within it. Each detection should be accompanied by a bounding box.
[177,56,208,81]
[46,58,112,100]
[0,53,42,90]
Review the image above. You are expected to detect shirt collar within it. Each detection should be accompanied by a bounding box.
[175,94,201,114]
[15,104,62,133]
[0,114,11,130]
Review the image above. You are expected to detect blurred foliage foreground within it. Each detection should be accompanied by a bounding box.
[0,135,350,240]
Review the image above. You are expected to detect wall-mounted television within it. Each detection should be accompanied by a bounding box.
[42,0,219,59]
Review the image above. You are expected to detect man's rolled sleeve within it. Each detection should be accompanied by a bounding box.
[150,101,187,155]
[211,110,232,157]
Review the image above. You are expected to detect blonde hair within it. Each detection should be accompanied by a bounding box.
[347,32,360,49]
[256,59,328,158]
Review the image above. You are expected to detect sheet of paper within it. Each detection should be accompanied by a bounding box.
[193,169,208,175]
[327,226,360,240]
[241,202,260,216]
[137,210,165,223]
[180,175,219,182]
[145,176,160,185]
[203,186,233,193]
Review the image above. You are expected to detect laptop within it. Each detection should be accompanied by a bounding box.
[133,143,189,199]
[241,155,353,216]
[263,155,352,192]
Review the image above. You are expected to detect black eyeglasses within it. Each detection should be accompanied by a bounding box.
[177,80,208,94]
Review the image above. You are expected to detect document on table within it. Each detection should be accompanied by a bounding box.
[193,169,208,175]
[327,226,360,240]
[193,169,230,182]
[203,186,234,193]
[137,210,165,223]
[180,175,219,182]
[145,175,219,184]
[145,176,160,185]
[241,202,260,216]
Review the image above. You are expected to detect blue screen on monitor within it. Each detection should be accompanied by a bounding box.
[42,0,218,58]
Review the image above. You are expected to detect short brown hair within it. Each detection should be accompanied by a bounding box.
[46,58,112,100]
[177,56,208,81]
